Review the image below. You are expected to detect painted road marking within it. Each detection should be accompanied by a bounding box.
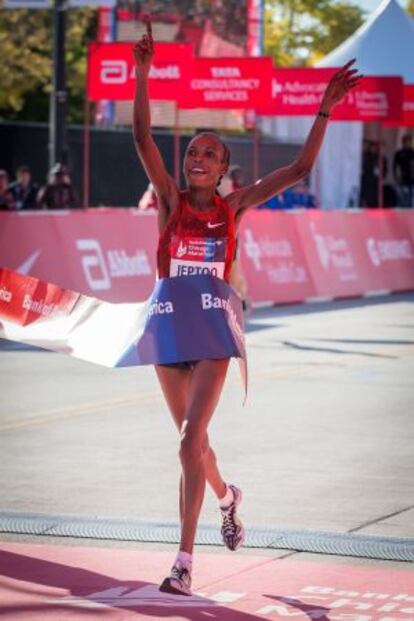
[0,542,412,620]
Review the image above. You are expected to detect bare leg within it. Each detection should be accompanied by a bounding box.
[178,358,230,554]
[155,364,227,523]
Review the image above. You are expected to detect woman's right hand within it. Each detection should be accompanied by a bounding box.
[133,17,154,75]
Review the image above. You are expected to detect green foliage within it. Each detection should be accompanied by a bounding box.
[407,0,414,16]
[264,0,364,66]
[0,6,96,122]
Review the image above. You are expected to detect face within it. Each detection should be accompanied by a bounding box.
[18,170,31,185]
[184,134,228,189]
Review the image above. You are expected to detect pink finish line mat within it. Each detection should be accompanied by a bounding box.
[0,542,413,620]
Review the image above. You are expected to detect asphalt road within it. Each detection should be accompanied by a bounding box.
[1,293,413,540]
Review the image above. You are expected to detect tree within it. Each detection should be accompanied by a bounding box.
[407,0,414,16]
[0,7,96,122]
[264,0,364,66]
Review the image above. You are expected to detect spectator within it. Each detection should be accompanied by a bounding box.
[393,134,414,208]
[37,163,78,210]
[360,140,377,207]
[9,165,39,210]
[0,170,16,210]
[259,182,316,210]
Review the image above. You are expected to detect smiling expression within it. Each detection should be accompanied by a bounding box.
[184,133,230,190]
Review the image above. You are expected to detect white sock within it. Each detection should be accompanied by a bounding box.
[219,484,234,508]
[175,551,193,570]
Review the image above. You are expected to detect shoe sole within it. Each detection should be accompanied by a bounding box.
[159,577,192,596]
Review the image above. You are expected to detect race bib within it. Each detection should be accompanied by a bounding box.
[170,236,227,278]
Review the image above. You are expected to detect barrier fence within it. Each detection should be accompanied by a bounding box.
[1,209,413,307]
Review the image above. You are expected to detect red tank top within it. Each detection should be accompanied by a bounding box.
[157,191,236,283]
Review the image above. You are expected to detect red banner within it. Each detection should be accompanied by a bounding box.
[0,211,158,303]
[178,56,273,110]
[1,210,413,307]
[238,211,316,304]
[257,68,404,122]
[87,42,193,102]
[385,84,414,127]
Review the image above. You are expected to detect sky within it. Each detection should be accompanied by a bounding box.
[352,0,406,13]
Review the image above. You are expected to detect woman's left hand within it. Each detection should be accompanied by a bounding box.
[320,59,363,112]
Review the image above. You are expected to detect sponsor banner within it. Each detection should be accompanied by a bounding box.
[258,69,403,122]
[0,211,158,303]
[238,211,316,303]
[292,211,414,298]
[0,269,246,393]
[87,42,193,102]
[385,84,414,127]
[1,210,413,308]
[291,211,369,298]
[357,210,414,291]
[178,56,273,110]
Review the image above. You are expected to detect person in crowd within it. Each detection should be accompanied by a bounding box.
[0,170,16,210]
[134,16,360,597]
[258,181,316,210]
[138,182,159,210]
[360,140,377,207]
[9,165,39,210]
[37,163,78,210]
[393,134,414,208]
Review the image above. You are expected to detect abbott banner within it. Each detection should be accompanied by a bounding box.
[87,42,193,102]
[0,211,158,303]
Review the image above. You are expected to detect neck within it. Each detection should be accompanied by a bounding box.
[187,186,216,211]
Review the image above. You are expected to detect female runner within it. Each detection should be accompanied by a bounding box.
[133,18,361,596]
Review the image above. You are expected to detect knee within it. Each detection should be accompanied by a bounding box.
[179,428,207,466]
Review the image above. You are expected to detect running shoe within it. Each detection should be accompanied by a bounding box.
[220,484,245,551]
[159,561,192,596]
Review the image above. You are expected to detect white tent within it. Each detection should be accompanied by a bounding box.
[317,0,414,82]
[314,0,414,208]
[261,0,414,209]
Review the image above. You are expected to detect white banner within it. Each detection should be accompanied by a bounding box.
[3,0,51,7]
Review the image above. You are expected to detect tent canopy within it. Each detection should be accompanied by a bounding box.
[317,0,414,83]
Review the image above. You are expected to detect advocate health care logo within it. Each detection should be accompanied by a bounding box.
[243,228,308,285]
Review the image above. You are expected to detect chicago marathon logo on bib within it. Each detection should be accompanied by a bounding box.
[170,235,227,278]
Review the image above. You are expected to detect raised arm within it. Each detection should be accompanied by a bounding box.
[227,60,362,217]
[133,18,178,228]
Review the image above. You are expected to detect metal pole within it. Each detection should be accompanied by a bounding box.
[49,0,68,168]
[378,123,384,208]
[83,99,90,209]
[174,105,180,185]
[253,121,260,182]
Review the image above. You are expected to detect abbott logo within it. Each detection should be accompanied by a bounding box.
[243,229,262,271]
[76,239,111,291]
[101,60,128,84]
